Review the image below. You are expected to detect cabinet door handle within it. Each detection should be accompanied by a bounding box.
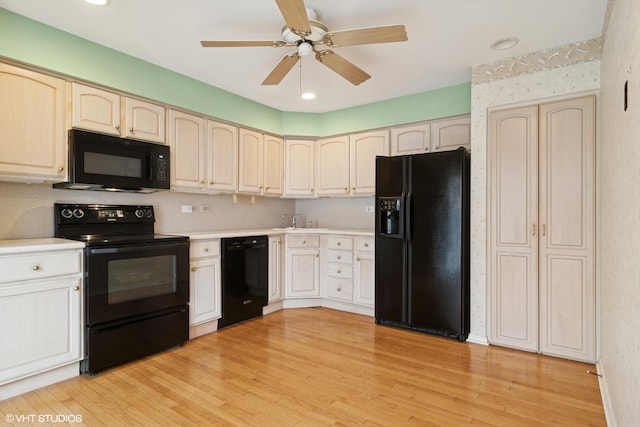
[542,224,546,236]
[191,267,197,271]
[337,287,342,292]
[364,243,369,247]
[73,286,80,291]
[337,269,342,274]
[357,257,361,262]
[532,224,536,236]
[32,265,40,271]
[115,124,120,130]
[129,127,135,133]
[58,166,64,172]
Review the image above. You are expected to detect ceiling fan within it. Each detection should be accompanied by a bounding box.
[200,0,408,86]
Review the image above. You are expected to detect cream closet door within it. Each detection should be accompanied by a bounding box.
[489,95,595,363]
[489,105,539,353]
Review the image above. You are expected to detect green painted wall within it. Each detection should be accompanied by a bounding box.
[0,7,470,137]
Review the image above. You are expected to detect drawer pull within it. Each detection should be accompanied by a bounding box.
[32,265,41,271]
[203,247,209,252]
[302,240,306,244]
[337,255,341,260]
[337,242,341,246]
[337,269,342,274]
[356,257,361,262]
[364,243,369,248]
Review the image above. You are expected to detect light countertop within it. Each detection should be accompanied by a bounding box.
[0,238,85,255]
[174,228,374,240]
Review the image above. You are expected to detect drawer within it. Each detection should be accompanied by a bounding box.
[327,262,353,279]
[355,237,374,252]
[326,249,353,264]
[326,236,353,251]
[326,277,353,302]
[190,239,220,259]
[0,250,82,284]
[287,235,320,248]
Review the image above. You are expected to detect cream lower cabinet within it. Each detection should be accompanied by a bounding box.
[71,82,165,143]
[354,237,375,307]
[284,139,316,197]
[0,63,66,182]
[322,235,354,302]
[285,235,320,298]
[488,95,595,362]
[189,239,221,333]
[0,243,83,399]
[268,235,284,303]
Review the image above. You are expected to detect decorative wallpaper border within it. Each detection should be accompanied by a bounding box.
[472,38,601,84]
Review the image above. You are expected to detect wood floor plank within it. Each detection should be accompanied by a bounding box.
[0,308,605,426]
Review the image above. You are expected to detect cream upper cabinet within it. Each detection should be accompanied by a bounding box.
[431,115,470,152]
[349,130,389,195]
[284,139,315,197]
[238,128,264,194]
[168,109,206,191]
[488,96,595,363]
[316,136,350,196]
[263,135,284,196]
[390,116,470,156]
[0,63,66,182]
[122,96,165,143]
[206,120,238,192]
[71,82,165,143]
[390,123,431,155]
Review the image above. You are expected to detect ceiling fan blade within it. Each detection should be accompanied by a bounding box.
[322,25,408,47]
[262,52,300,85]
[201,40,285,48]
[275,0,310,35]
[315,50,371,86]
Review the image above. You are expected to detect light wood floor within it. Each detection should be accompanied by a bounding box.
[1,308,605,426]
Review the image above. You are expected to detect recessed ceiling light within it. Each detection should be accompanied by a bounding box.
[85,0,110,5]
[490,37,519,51]
[301,92,316,100]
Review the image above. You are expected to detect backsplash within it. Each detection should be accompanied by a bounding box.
[0,182,374,240]
[0,182,295,240]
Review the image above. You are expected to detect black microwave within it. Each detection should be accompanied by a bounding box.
[54,129,170,193]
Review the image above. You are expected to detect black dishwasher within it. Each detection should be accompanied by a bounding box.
[219,235,269,328]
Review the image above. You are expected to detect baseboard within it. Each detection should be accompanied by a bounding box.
[189,319,218,339]
[596,360,617,427]
[263,300,284,315]
[467,334,489,345]
[0,363,79,402]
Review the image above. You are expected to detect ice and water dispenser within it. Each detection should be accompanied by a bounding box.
[378,196,402,237]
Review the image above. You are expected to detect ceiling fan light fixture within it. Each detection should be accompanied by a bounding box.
[298,42,312,57]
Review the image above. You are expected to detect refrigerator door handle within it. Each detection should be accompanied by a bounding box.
[406,191,412,241]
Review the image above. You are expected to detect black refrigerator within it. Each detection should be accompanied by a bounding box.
[375,148,470,341]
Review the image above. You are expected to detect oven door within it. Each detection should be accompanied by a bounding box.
[86,240,189,325]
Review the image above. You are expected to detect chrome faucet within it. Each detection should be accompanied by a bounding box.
[281,213,300,228]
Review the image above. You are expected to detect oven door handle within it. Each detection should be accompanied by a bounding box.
[88,242,187,256]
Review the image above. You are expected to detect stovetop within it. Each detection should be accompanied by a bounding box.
[54,203,187,246]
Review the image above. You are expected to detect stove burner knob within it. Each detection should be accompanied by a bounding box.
[72,208,84,219]
[60,208,73,219]
[145,209,153,218]
[135,209,145,219]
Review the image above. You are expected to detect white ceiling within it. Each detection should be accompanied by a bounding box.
[0,0,608,113]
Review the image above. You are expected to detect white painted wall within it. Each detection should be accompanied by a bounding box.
[599,0,640,424]
[469,61,601,340]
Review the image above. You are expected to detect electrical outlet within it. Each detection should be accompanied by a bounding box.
[365,206,374,213]
[181,205,193,214]
[201,205,212,213]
